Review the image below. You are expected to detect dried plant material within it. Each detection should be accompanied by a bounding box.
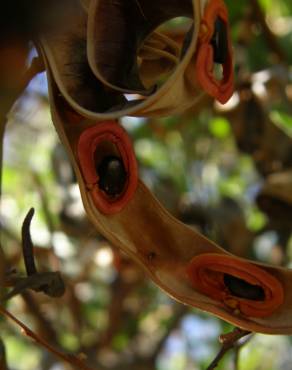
[138,32,180,89]
[187,254,284,318]
[48,80,292,334]
[77,121,138,214]
[21,208,37,275]
[195,0,234,103]
[38,1,127,117]
[0,305,94,370]
[87,0,193,93]
[39,0,234,121]
[2,208,65,301]
[206,327,251,370]
[3,272,65,301]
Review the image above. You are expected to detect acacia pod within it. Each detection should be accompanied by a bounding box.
[195,0,234,103]
[77,121,138,214]
[187,254,284,318]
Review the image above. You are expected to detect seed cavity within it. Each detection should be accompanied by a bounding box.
[210,17,228,65]
[223,273,265,301]
[97,155,127,197]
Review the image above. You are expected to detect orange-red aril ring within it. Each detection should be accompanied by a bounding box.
[77,121,138,214]
[186,254,284,317]
[196,0,234,104]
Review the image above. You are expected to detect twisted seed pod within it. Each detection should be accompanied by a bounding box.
[47,72,292,334]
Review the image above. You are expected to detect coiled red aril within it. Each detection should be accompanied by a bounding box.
[77,121,138,214]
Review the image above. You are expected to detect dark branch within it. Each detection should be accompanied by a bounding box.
[206,327,251,370]
[21,208,37,275]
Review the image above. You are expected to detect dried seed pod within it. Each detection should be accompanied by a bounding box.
[187,253,284,318]
[49,81,292,333]
[40,0,234,123]
[87,0,193,94]
[195,0,234,104]
[77,121,138,214]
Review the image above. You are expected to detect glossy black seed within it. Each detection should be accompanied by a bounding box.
[97,156,127,196]
[210,17,228,64]
[223,274,265,301]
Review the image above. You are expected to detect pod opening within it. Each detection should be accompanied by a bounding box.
[210,17,228,65]
[223,273,265,301]
[187,253,284,318]
[195,0,234,104]
[77,121,138,214]
[97,154,127,197]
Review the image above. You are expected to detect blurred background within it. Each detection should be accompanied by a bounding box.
[0,0,292,369]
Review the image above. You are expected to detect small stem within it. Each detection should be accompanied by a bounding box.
[206,328,251,370]
[0,305,94,370]
[21,208,37,275]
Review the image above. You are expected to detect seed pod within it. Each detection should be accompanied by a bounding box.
[187,253,284,317]
[224,273,265,301]
[195,0,234,104]
[97,156,127,197]
[210,17,228,64]
[77,121,138,214]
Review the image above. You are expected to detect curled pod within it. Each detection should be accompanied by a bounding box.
[77,121,138,214]
[195,0,234,104]
[187,253,284,317]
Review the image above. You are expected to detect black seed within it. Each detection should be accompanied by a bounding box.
[97,156,127,196]
[148,252,156,261]
[210,17,228,64]
[223,274,265,301]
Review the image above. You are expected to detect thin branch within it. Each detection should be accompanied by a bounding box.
[0,305,94,370]
[14,208,65,299]
[233,334,253,370]
[21,208,37,275]
[21,291,59,344]
[206,327,251,370]
[2,271,65,301]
